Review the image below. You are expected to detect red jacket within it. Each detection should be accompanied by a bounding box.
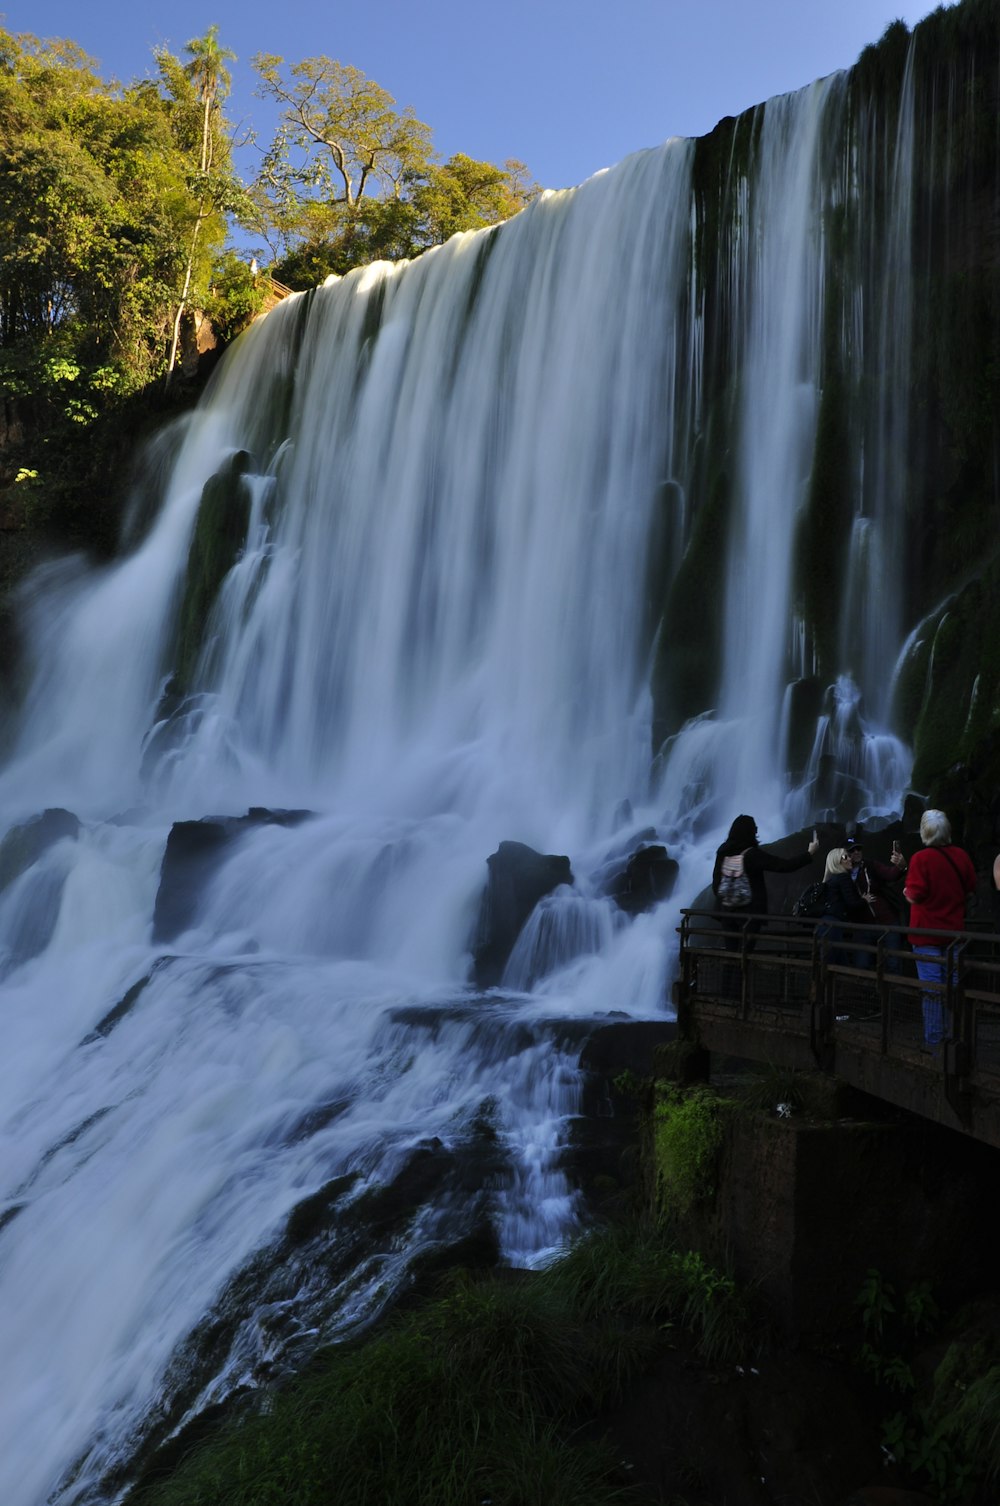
[905,844,976,945]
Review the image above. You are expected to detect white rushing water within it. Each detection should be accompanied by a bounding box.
[0,74,915,1506]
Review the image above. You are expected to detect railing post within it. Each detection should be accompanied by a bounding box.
[811,924,828,1045]
[877,931,890,1055]
[739,918,751,1020]
[951,935,972,1081]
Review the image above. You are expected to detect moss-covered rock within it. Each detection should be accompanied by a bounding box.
[171,450,253,696]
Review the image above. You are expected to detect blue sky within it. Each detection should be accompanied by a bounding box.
[21,0,948,191]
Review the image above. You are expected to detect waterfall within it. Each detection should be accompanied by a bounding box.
[0,43,937,1505]
[843,39,916,718]
[0,147,696,1506]
[718,80,834,799]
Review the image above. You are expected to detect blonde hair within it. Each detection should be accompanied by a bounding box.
[824,848,850,880]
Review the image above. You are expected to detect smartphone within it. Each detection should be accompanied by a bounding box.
[812,828,818,844]
[892,839,901,855]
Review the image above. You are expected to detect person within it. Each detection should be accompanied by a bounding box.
[845,835,907,970]
[903,809,977,1051]
[816,847,871,964]
[712,815,819,949]
[992,852,1000,937]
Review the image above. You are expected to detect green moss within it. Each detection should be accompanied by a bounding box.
[172,450,253,696]
[653,1085,734,1218]
[892,627,934,746]
[909,557,1000,792]
[654,436,732,740]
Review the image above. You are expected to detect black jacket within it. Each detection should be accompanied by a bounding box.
[823,871,871,924]
[713,843,812,916]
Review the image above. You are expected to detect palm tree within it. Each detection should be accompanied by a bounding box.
[165,26,236,386]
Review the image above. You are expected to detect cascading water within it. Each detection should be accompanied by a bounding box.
[0,49,928,1506]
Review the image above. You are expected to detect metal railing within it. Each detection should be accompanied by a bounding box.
[677,909,1000,1084]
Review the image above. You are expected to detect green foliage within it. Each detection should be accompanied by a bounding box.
[881,1410,976,1506]
[653,1086,730,1217]
[412,154,537,242]
[172,450,253,695]
[129,1223,749,1506]
[252,52,535,285]
[856,1266,898,1347]
[740,1063,807,1115]
[942,1364,1000,1488]
[202,252,268,344]
[0,24,236,391]
[253,53,435,212]
[853,1271,996,1502]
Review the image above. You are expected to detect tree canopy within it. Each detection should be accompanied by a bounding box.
[0,26,535,378]
[250,53,537,287]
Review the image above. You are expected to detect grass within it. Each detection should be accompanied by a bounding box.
[129,1224,752,1506]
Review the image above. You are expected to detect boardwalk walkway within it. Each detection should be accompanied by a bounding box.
[675,910,1000,1148]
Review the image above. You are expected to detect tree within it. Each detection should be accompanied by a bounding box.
[252,54,433,223]
[160,26,238,386]
[411,154,537,244]
[0,28,192,386]
[250,54,536,289]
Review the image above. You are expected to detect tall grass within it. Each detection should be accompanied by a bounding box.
[131,1224,750,1506]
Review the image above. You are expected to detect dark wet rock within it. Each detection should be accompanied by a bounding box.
[152,807,313,941]
[471,840,573,988]
[573,1020,677,1213]
[578,1019,677,1080]
[0,807,79,896]
[35,1106,115,1178]
[281,1096,352,1146]
[0,812,81,967]
[284,1173,360,1246]
[801,752,869,826]
[0,1202,25,1235]
[608,843,679,914]
[786,675,825,778]
[172,449,253,698]
[107,1124,505,1499]
[81,973,152,1044]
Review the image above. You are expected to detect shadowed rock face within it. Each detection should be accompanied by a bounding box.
[0,808,81,968]
[471,840,573,988]
[0,807,79,897]
[608,844,679,916]
[152,808,313,942]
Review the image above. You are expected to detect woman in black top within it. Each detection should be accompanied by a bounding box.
[712,814,819,946]
[817,847,872,966]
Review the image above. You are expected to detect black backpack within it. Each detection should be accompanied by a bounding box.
[793,881,828,919]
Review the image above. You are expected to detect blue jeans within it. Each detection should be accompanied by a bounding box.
[912,946,957,1046]
[816,922,858,967]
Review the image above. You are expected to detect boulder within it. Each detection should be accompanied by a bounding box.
[152,807,312,941]
[471,840,573,988]
[0,807,79,896]
[609,843,678,915]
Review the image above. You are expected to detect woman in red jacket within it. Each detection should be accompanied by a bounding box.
[903,809,977,1050]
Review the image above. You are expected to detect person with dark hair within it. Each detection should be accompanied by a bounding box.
[903,808,977,1051]
[844,835,907,970]
[712,815,818,948]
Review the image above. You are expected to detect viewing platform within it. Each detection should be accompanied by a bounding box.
[674,911,1000,1149]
